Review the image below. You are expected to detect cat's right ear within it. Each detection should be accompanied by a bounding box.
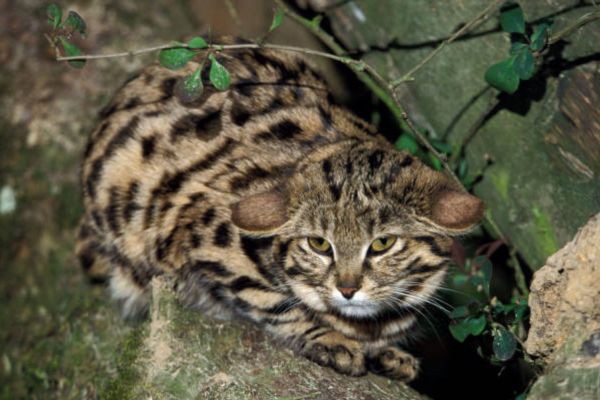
[230,190,288,232]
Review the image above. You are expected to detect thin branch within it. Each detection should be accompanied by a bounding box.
[391,0,505,86]
[548,9,600,44]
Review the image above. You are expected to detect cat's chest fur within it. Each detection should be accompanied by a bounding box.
[77,44,484,380]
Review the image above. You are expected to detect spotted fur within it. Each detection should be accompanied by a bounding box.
[76,43,484,380]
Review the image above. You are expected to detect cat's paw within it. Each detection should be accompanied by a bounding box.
[367,347,419,381]
[301,331,367,376]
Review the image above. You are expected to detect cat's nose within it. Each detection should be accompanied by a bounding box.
[337,286,358,299]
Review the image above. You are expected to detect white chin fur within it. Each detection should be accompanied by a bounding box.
[331,290,380,317]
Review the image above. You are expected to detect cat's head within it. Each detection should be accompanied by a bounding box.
[231,141,484,318]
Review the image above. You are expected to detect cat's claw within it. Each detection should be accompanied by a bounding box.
[302,332,367,376]
[367,346,419,381]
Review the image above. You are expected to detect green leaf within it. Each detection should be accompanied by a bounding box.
[492,326,517,361]
[174,66,204,104]
[431,140,452,155]
[394,133,419,155]
[450,306,469,319]
[475,256,493,297]
[530,22,550,52]
[47,4,62,29]
[269,6,285,32]
[514,300,528,322]
[485,57,520,94]
[500,2,525,34]
[208,54,231,91]
[451,273,469,287]
[427,153,442,171]
[509,42,529,55]
[59,37,85,68]
[449,315,487,342]
[188,36,208,49]
[64,11,86,36]
[513,49,535,80]
[159,47,196,70]
[310,15,323,29]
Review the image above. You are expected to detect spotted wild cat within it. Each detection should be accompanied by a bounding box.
[76,42,484,381]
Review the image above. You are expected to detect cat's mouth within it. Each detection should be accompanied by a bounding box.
[330,292,380,318]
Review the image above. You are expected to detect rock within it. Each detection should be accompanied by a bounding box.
[103,276,426,400]
[526,213,600,399]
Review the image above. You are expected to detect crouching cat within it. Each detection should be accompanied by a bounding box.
[76,43,484,381]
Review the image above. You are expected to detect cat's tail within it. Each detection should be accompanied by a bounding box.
[75,215,111,281]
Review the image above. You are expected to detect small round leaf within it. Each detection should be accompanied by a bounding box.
[269,6,285,32]
[65,11,86,36]
[47,4,62,29]
[484,57,520,94]
[159,47,196,70]
[59,37,85,69]
[530,23,550,52]
[394,133,419,154]
[208,54,231,91]
[492,326,517,361]
[175,67,204,104]
[500,2,526,34]
[513,49,535,80]
[188,36,208,49]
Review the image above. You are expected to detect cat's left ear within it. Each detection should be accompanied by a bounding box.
[230,190,288,232]
[429,190,485,233]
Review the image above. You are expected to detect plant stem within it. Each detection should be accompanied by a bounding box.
[548,9,600,45]
[391,0,505,86]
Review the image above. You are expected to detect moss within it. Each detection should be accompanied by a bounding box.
[531,206,560,256]
[490,169,510,202]
[102,326,147,400]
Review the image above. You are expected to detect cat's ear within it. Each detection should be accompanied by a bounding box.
[429,190,485,233]
[231,190,288,232]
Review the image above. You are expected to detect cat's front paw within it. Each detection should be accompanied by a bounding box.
[367,347,419,381]
[301,331,367,376]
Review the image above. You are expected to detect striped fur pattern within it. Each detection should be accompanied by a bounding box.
[76,43,483,380]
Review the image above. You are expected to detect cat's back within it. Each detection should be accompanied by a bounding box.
[78,45,379,281]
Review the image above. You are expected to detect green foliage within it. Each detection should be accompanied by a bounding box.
[47,3,62,29]
[188,36,208,49]
[450,315,487,343]
[485,2,553,93]
[492,326,517,361]
[485,57,520,94]
[175,66,204,104]
[64,11,86,36]
[269,6,285,32]
[208,54,231,91]
[46,3,88,68]
[58,37,85,68]
[448,250,528,365]
[159,47,197,70]
[499,2,525,34]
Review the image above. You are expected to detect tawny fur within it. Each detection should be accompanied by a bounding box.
[76,42,483,380]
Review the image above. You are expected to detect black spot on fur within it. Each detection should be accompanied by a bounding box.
[231,103,252,126]
[141,136,156,159]
[170,109,221,142]
[86,117,140,198]
[160,78,177,100]
[213,223,232,247]
[189,260,232,277]
[106,187,121,234]
[202,208,216,226]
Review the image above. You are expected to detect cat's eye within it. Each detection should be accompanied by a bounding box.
[369,236,397,254]
[307,237,332,255]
